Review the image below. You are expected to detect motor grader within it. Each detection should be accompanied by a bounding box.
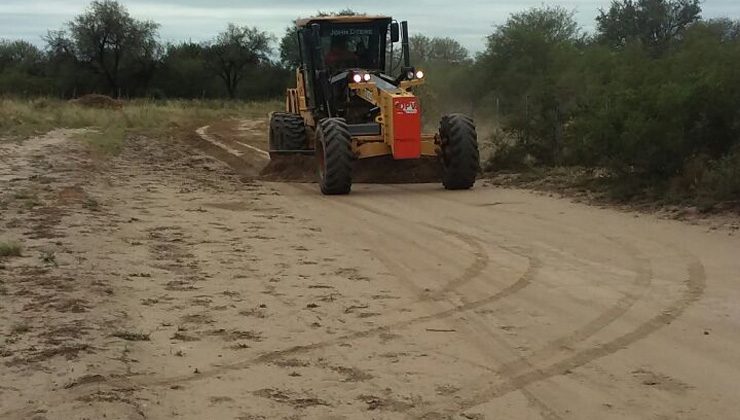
[269,15,479,195]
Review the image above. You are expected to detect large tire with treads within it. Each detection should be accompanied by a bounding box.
[269,112,306,157]
[439,113,480,190]
[316,118,353,195]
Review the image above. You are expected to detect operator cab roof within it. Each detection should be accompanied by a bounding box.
[295,15,392,27]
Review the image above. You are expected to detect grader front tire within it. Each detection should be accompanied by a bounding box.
[317,118,353,195]
[439,114,480,190]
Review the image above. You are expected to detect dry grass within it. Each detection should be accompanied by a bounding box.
[112,330,151,341]
[0,98,280,155]
[0,241,22,257]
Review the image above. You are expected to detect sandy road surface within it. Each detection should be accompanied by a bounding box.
[1,121,739,420]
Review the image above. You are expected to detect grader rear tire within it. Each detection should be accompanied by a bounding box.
[439,114,480,190]
[316,118,353,195]
[269,112,307,157]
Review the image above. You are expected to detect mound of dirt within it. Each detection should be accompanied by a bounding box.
[259,155,442,184]
[69,94,124,109]
[260,155,316,183]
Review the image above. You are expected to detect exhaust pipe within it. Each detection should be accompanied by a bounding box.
[401,21,411,68]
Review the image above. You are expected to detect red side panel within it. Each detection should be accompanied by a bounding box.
[392,97,422,159]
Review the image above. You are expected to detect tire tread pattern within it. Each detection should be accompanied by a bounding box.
[318,118,353,195]
[439,113,480,190]
[270,112,306,153]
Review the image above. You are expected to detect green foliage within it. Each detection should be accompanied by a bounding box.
[408,35,473,124]
[0,40,51,95]
[596,0,701,53]
[152,42,214,99]
[410,35,469,64]
[468,3,740,206]
[66,0,161,93]
[0,1,289,100]
[696,148,740,203]
[476,6,581,165]
[204,24,274,99]
[279,26,301,69]
[0,40,45,74]
[566,21,740,181]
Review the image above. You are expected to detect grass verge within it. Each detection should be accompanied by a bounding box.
[0,97,281,155]
[485,166,740,215]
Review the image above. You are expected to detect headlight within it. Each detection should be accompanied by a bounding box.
[363,73,372,82]
[407,71,415,80]
[415,70,425,79]
[352,73,363,83]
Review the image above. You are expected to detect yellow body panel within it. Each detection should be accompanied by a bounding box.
[288,70,438,159]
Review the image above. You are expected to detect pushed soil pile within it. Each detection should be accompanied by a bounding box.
[69,94,124,109]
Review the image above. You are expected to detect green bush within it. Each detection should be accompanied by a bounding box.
[472,6,740,205]
[697,149,740,203]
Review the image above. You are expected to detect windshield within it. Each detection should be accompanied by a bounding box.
[320,23,384,72]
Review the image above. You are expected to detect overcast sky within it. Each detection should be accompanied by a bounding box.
[1,0,739,53]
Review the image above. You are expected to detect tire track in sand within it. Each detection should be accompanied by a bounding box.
[383,185,661,377]
[384,186,707,417]
[329,191,658,419]
[129,252,540,389]
[419,248,705,416]
[117,181,540,388]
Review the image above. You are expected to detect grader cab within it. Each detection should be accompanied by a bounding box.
[269,15,479,194]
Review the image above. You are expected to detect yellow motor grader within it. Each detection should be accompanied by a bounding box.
[269,15,479,195]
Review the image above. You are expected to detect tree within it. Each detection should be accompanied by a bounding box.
[204,24,273,99]
[153,42,221,99]
[44,31,90,96]
[279,26,301,69]
[701,18,740,42]
[479,6,582,164]
[61,0,160,94]
[410,35,468,64]
[596,0,702,52]
[429,38,469,63]
[45,30,75,59]
[0,40,45,74]
[410,35,433,64]
[0,40,50,95]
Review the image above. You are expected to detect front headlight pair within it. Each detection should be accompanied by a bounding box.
[406,70,425,80]
[352,72,372,83]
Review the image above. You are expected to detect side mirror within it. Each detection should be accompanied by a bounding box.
[391,22,400,43]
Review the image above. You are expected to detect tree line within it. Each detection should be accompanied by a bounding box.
[417,0,739,205]
[0,0,290,99]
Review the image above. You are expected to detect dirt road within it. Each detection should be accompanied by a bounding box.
[1,121,739,420]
